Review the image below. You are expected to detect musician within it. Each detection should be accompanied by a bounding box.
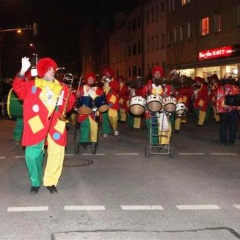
[12,57,75,194]
[101,67,120,137]
[117,75,129,123]
[142,65,172,145]
[208,74,220,122]
[192,76,209,126]
[216,75,240,146]
[76,72,104,146]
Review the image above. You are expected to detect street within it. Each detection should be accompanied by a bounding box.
[0,114,240,240]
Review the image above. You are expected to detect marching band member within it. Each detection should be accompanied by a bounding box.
[142,65,172,145]
[216,75,240,146]
[76,72,104,146]
[192,76,209,126]
[12,57,75,194]
[102,67,120,137]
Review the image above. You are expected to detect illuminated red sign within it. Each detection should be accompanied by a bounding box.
[199,46,233,60]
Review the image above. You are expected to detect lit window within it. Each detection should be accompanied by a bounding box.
[181,0,191,6]
[200,17,209,36]
[213,14,221,32]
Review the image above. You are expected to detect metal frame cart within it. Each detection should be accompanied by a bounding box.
[145,111,175,158]
[73,107,100,155]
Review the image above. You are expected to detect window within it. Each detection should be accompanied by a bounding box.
[200,17,209,36]
[151,8,154,23]
[151,36,154,51]
[147,38,150,52]
[181,0,191,6]
[155,35,159,50]
[167,31,171,45]
[146,11,150,25]
[179,25,184,42]
[132,43,137,55]
[137,40,142,54]
[160,0,165,14]
[237,4,240,26]
[161,33,165,48]
[213,14,221,32]
[173,28,177,43]
[187,22,192,38]
[128,45,131,56]
[168,0,175,12]
[155,5,159,21]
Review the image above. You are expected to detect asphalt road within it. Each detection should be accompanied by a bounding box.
[0,113,240,240]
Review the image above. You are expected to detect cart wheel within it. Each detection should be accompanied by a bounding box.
[145,144,150,157]
[74,143,79,154]
[169,147,175,159]
[91,142,97,155]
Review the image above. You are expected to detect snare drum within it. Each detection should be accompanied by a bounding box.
[146,94,163,112]
[129,96,146,115]
[175,103,186,117]
[94,94,109,113]
[77,96,93,114]
[7,88,23,119]
[163,96,177,113]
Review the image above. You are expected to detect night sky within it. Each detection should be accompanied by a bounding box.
[0,0,136,76]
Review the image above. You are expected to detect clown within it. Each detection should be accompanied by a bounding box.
[12,57,75,194]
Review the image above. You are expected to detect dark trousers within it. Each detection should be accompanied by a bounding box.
[219,110,239,145]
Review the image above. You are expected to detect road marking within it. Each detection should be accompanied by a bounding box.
[211,153,238,156]
[82,153,106,156]
[233,205,240,209]
[0,156,6,159]
[115,153,139,156]
[176,205,220,210]
[121,205,163,210]
[64,205,105,210]
[15,156,25,158]
[8,206,48,212]
[178,153,204,155]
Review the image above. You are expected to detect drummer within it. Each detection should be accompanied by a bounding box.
[141,65,173,145]
[76,72,104,146]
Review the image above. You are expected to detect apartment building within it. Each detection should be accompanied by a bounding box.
[81,0,240,80]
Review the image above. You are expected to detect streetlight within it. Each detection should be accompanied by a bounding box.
[0,23,38,80]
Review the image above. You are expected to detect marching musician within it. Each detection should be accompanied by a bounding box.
[76,72,104,147]
[216,75,240,146]
[12,57,75,194]
[101,67,120,137]
[192,76,209,126]
[142,65,173,146]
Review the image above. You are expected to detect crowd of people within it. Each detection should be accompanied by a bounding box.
[2,56,240,195]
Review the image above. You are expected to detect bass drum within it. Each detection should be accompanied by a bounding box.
[77,96,93,114]
[129,96,146,115]
[146,94,163,112]
[163,96,177,113]
[94,94,109,113]
[7,88,23,119]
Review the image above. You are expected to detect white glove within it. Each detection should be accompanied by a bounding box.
[19,57,31,76]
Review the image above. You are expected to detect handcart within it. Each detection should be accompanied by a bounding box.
[73,106,100,155]
[145,110,175,159]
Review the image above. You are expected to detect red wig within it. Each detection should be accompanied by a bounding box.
[103,68,115,78]
[36,58,58,78]
[85,72,96,85]
[151,66,164,77]
[194,76,205,84]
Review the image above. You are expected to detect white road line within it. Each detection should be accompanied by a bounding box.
[15,156,25,158]
[8,206,49,212]
[64,205,105,210]
[233,205,240,209]
[211,153,237,156]
[115,153,139,156]
[82,153,106,156]
[176,205,220,210]
[178,153,204,155]
[0,156,6,159]
[121,205,163,210]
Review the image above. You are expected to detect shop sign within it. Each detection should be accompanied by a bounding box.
[199,46,233,61]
